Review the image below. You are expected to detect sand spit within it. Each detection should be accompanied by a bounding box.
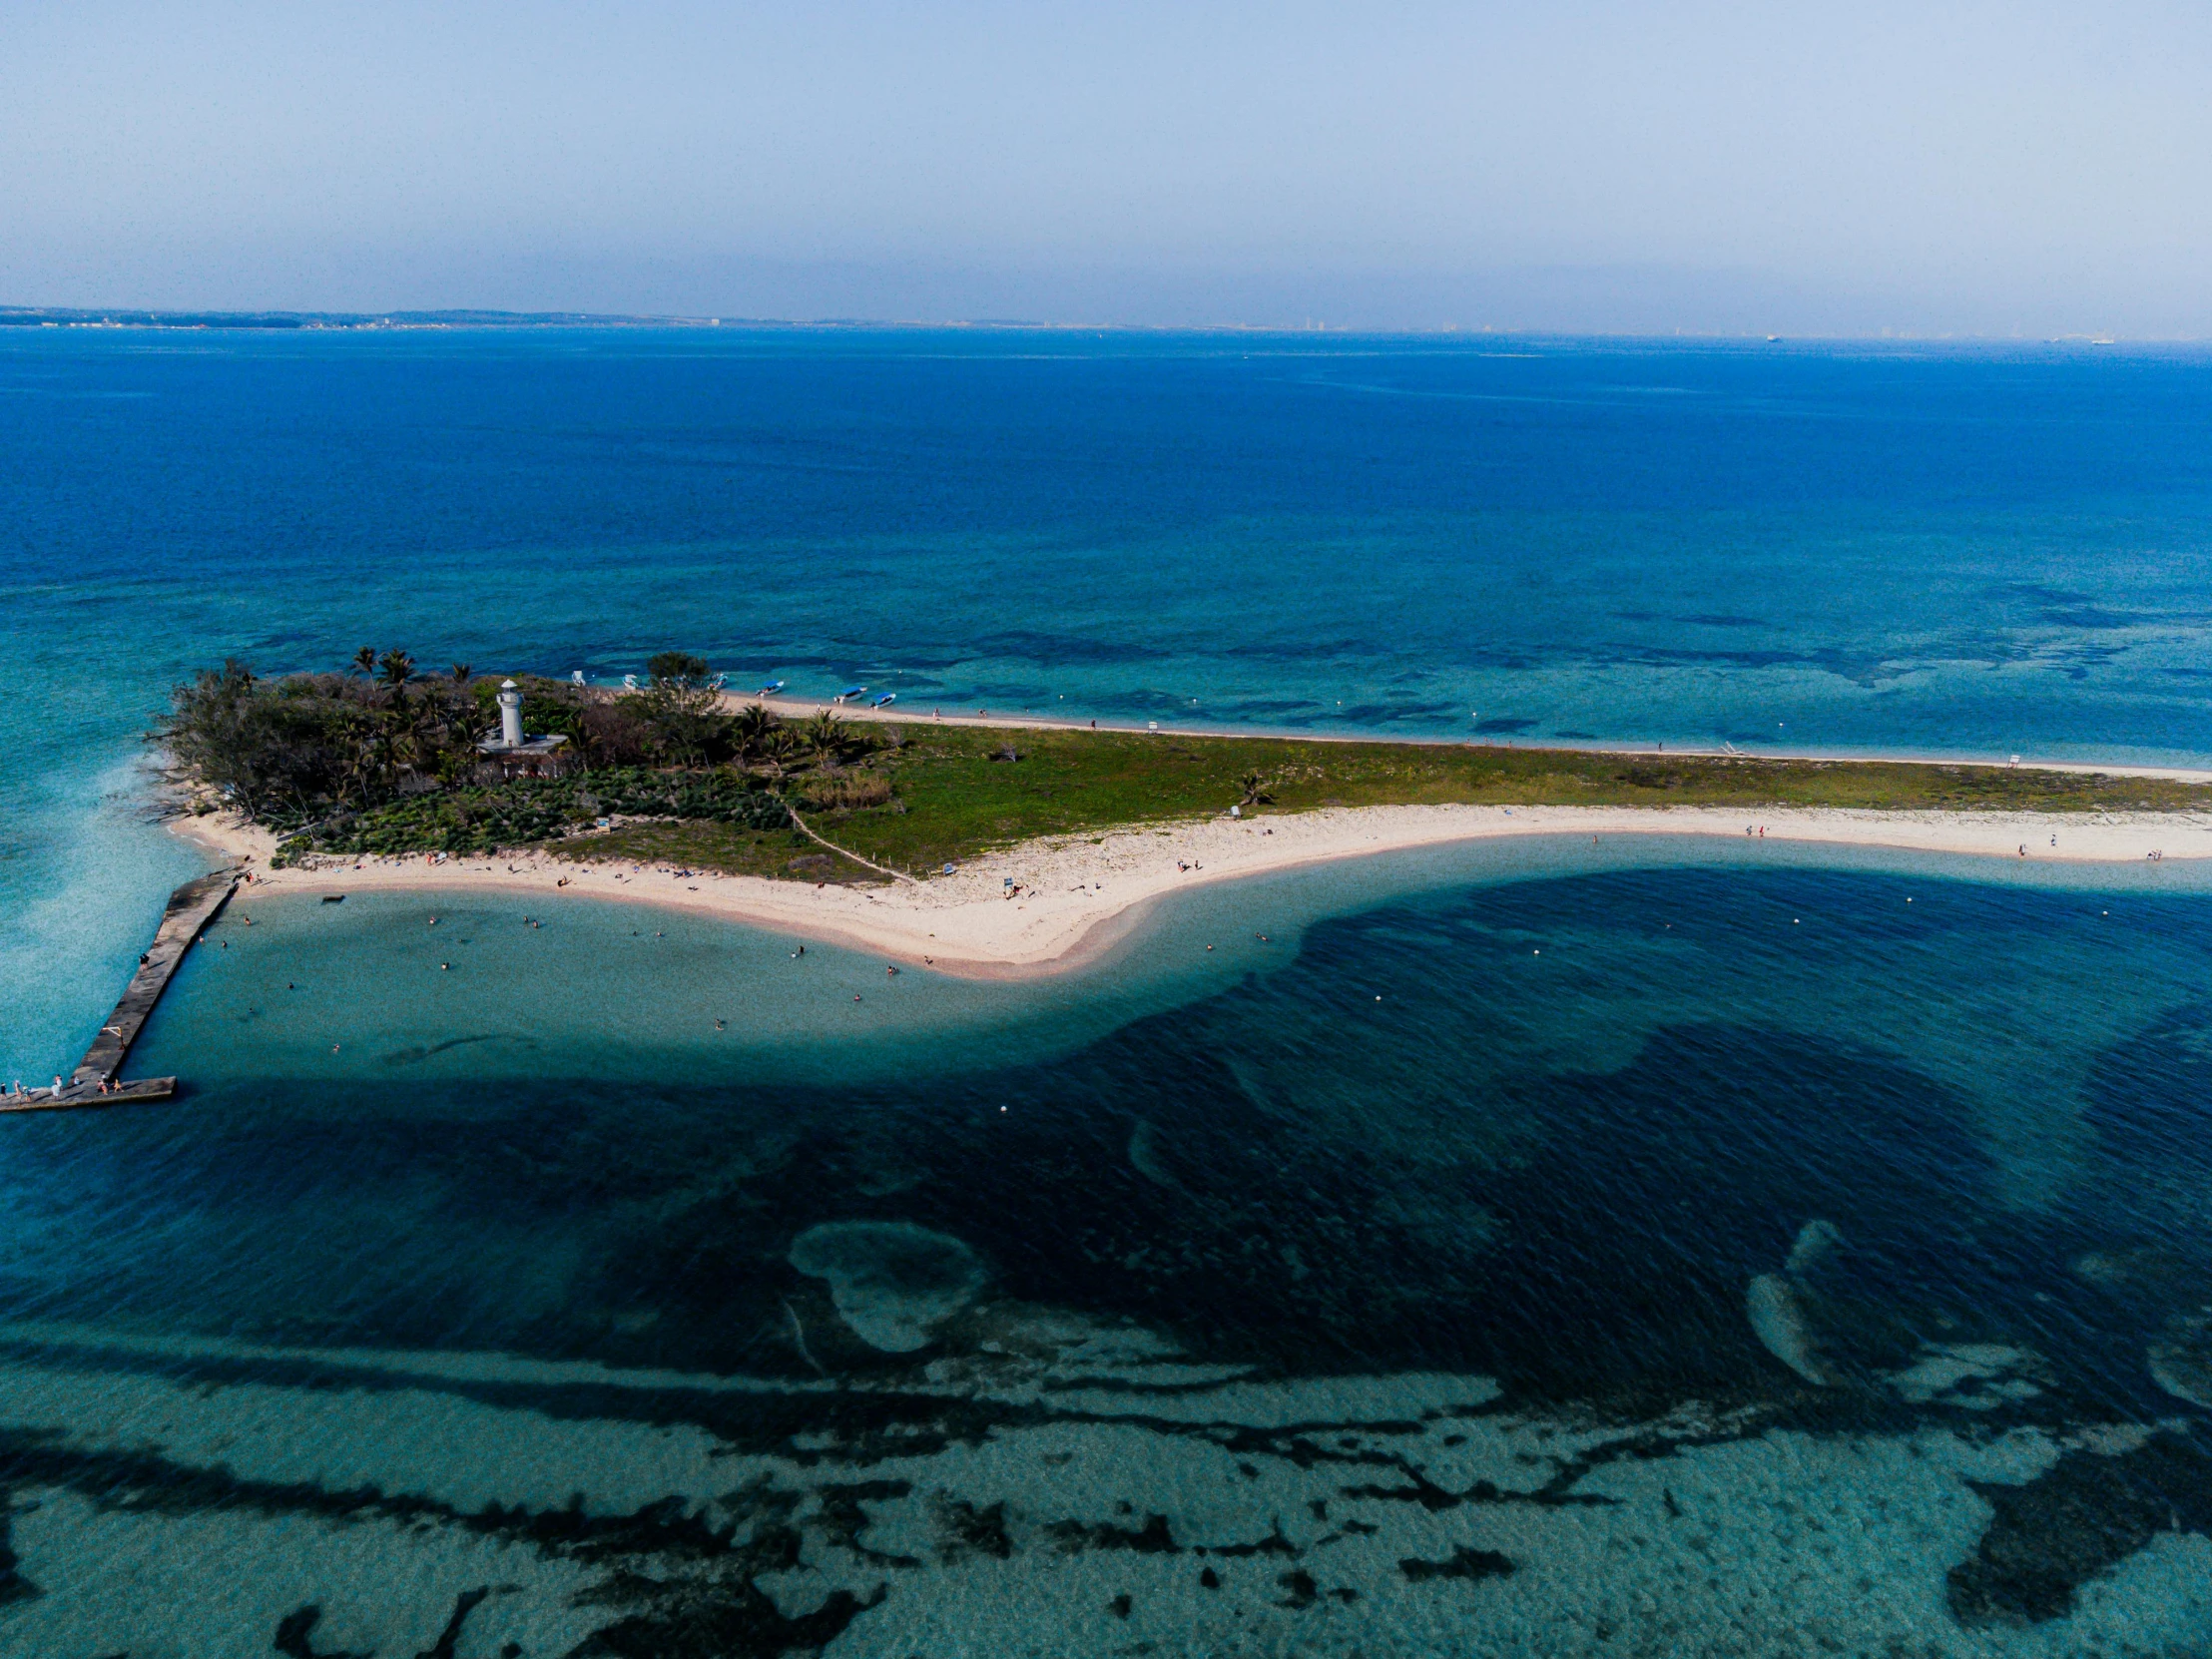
[172,801,2212,978]
[733,693,2212,786]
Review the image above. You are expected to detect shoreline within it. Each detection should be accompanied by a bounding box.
[726,691,2212,785]
[171,802,2212,979]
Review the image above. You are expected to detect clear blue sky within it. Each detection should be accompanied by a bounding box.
[4,1,2207,334]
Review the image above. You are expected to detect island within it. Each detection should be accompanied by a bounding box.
[157,648,2212,975]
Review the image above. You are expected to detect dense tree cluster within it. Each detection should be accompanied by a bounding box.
[157,648,881,833]
[160,655,486,824]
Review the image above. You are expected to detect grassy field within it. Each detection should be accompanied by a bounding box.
[568,725,2212,883]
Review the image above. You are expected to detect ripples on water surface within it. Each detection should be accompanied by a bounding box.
[2,849,2211,1653]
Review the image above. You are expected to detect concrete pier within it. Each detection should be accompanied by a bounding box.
[1,866,240,1115]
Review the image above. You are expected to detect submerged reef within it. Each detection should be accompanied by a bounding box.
[0,1301,2207,1656]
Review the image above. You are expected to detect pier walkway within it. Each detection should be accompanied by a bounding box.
[2,866,240,1114]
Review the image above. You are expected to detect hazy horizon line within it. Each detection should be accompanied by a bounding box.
[3,305,2198,346]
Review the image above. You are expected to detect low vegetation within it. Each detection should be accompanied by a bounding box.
[272,769,795,858]
[159,649,2212,882]
[577,725,2212,882]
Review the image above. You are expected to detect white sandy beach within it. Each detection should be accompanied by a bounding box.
[173,801,2212,978]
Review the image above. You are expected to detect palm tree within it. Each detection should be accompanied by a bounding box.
[334,700,387,806]
[801,710,846,766]
[758,727,801,776]
[731,702,780,760]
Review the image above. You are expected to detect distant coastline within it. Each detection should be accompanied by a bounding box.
[0,308,1358,333]
[8,310,2194,341]
[0,306,731,331]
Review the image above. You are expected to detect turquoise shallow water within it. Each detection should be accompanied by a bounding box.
[4,845,2212,1652]
[6,330,2212,1650]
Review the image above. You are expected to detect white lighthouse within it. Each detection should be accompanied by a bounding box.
[476,678,569,777]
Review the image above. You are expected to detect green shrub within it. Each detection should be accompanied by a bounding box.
[276,769,792,860]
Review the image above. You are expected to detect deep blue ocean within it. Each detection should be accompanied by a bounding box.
[3,330,2212,1653]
